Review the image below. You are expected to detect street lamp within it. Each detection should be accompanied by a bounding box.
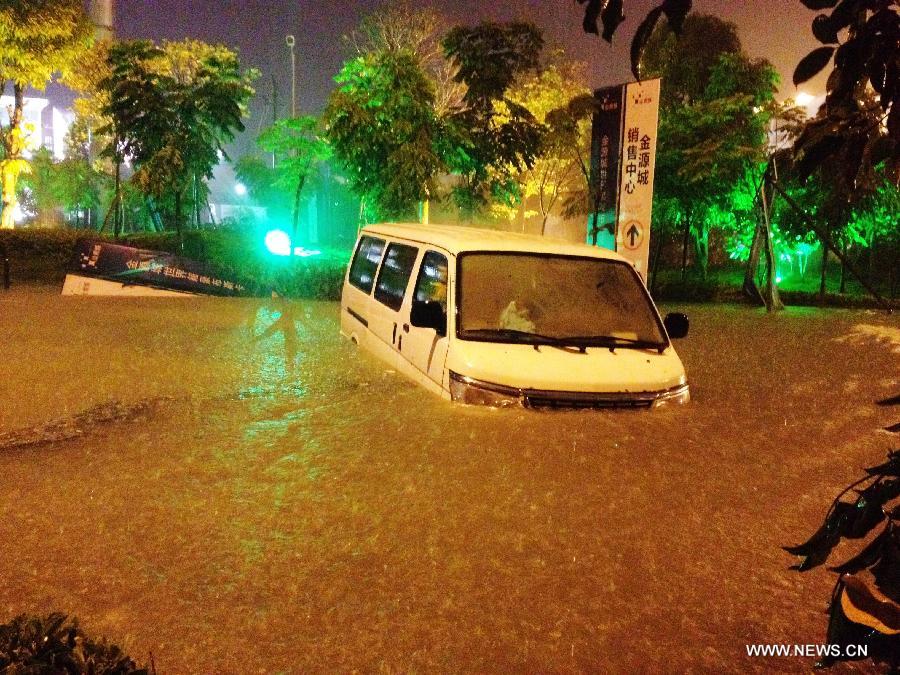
[286,35,296,117]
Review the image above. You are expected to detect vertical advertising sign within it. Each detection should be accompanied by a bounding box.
[588,85,625,249]
[615,78,661,282]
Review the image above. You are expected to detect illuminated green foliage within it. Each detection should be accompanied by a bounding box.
[641,15,781,277]
[325,10,548,221]
[238,117,330,239]
[325,49,443,220]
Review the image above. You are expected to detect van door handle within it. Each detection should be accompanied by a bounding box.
[403,324,410,333]
[392,323,397,344]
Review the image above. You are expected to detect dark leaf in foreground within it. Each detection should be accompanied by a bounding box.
[831,525,891,574]
[660,0,692,33]
[812,14,840,43]
[866,452,900,477]
[872,531,900,604]
[793,46,836,86]
[630,6,664,79]
[785,502,856,570]
[877,394,900,406]
[579,0,602,35]
[601,0,625,42]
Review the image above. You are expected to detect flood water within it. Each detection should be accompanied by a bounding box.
[1,288,898,672]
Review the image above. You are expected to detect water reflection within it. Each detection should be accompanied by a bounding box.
[248,296,306,387]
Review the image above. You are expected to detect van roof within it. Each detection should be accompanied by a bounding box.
[361,222,626,260]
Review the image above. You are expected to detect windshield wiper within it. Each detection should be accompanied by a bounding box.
[461,328,666,353]
[562,335,668,353]
[461,328,563,344]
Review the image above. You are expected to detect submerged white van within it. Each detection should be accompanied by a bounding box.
[340,223,690,409]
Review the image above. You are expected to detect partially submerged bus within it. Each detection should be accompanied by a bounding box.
[340,223,690,409]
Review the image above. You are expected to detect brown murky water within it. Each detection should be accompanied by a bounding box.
[1,288,898,672]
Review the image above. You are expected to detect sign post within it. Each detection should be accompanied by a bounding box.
[588,85,625,249]
[589,78,661,283]
[615,79,661,282]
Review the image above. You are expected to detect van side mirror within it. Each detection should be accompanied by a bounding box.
[664,312,689,339]
[411,300,447,336]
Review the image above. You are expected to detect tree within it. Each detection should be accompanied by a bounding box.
[100,40,257,238]
[442,22,547,215]
[326,13,548,222]
[347,0,465,118]
[640,16,781,278]
[498,56,592,232]
[250,117,330,238]
[0,0,92,228]
[792,0,899,189]
[324,48,444,221]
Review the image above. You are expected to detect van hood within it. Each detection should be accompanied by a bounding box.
[447,340,687,393]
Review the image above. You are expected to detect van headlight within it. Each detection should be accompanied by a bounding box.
[651,384,691,408]
[449,372,522,407]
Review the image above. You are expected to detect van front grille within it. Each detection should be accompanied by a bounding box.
[522,390,656,410]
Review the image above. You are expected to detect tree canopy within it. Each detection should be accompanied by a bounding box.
[324,48,444,221]
[641,15,782,276]
[100,39,257,235]
[325,12,549,221]
[0,0,92,228]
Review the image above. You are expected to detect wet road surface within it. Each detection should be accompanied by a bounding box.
[1,288,898,672]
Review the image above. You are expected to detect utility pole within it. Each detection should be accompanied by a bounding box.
[271,74,278,169]
[286,35,297,117]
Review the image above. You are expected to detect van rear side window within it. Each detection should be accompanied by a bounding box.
[374,243,418,311]
[348,236,385,293]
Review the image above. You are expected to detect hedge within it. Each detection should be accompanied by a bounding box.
[0,228,351,300]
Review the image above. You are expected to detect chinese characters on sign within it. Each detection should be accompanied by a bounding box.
[622,127,654,196]
[615,79,660,282]
[71,240,249,296]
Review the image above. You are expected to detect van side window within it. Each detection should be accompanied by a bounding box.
[348,236,385,293]
[374,243,418,311]
[413,251,449,312]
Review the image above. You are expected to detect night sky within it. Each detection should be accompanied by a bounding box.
[105,0,826,131]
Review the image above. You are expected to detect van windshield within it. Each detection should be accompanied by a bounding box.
[457,252,667,348]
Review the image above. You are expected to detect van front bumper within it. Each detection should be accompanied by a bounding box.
[448,371,690,410]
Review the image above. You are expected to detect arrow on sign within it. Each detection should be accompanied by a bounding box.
[627,224,640,247]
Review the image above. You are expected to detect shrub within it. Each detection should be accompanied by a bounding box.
[0,613,148,674]
[0,228,352,300]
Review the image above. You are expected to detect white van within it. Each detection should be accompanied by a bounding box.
[340,223,690,409]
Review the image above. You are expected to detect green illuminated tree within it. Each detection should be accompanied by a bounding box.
[324,48,444,221]
[238,117,330,238]
[323,3,458,222]
[326,9,548,221]
[100,39,257,239]
[641,15,780,278]
[17,147,108,228]
[0,0,93,228]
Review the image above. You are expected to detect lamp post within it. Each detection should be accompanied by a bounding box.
[286,35,296,117]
